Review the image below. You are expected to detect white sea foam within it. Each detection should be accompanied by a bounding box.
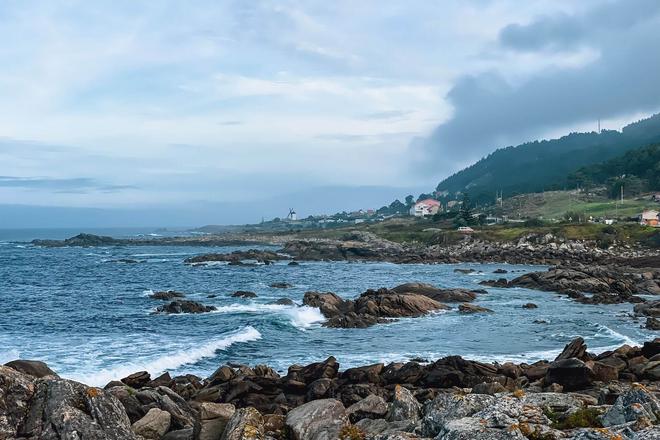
[212,303,326,329]
[0,348,21,364]
[592,324,639,347]
[66,326,261,386]
[283,306,325,329]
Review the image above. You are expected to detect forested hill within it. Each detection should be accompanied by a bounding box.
[568,143,660,197]
[435,113,660,204]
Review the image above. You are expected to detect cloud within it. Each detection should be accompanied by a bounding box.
[417,0,660,173]
[0,176,136,193]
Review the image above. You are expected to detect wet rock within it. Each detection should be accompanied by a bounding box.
[270,298,295,306]
[386,385,421,422]
[185,250,288,264]
[634,300,660,317]
[454,268,475,274]
[194,402,235,440]
[220,407,264,440]
[270,282,293,289]
[545,358,593,391]
[493,269,508,274]
[521,303,538,309]
[641,338,660,358]
[155,300,217,314]
[391,282,481,303]
[4,359,58,378]
[346,394,388,422]
[150,290,186,300]
[303,289,449,328]
[288,261,300,266]
[122,371,151,388]
[646,317,660,330]
[231,290,257,298]
[132,407,171,439]
[600,384,660,427]
[555,337,588,361]
[285,398,349,440]
[458,303,493,313]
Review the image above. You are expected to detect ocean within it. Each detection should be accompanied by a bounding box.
[0,229,653,386]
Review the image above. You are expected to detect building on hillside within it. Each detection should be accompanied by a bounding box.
[640,209,660,226]
[652,194,660,202]
[410,199,442,217]
[446,200,461,210]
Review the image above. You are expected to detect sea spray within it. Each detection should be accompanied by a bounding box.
[66,326,261,386]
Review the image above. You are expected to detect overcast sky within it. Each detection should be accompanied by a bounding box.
[1,0,659,226]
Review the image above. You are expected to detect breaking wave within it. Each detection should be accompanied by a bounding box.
[67,326,261,386]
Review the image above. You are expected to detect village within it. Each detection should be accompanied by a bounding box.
[269,190,660,233]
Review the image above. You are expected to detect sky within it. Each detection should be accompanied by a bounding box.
[0,0,659,227]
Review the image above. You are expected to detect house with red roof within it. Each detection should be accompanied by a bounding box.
[411,199,442,217]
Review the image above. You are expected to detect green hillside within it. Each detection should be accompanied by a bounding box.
[434,114,660,204]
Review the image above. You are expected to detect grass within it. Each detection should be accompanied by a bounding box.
[547,407,603,430]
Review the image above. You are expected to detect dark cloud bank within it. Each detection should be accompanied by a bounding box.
[419,0,660,173]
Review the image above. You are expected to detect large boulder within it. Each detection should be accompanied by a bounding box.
[285,398,349,440]
[194,402,235,440]
[303,288,449,328]
[132,408,171,439]
[600,384,660,427]
[421,393,496,437]
[436,417,527,439]
[19,377,138,439]
[122,371,151,388]
[544,358,593,391]
[0,366,36,439]
[220,407,264,440]
[386,385,421,423]
[4,360,59,378]
[555,337,588,361]
[391,283,481,302]
[346,394,388,423]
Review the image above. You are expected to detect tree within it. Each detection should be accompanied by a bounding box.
[405,195,414,207]
[459,193,473,225]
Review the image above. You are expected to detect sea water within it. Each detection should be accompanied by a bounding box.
[0,234,653,386]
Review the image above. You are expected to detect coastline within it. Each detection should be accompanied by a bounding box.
[2,337,659,439]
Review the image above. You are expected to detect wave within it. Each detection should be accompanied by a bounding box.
[283,306,326,330]
[66,326,261,386]
[212,303,325,329]
[591,323,639,348]
[0,348,21,364]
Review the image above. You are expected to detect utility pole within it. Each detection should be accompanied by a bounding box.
[598,118,601,134]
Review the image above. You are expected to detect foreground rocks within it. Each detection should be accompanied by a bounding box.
[3,338,660,439]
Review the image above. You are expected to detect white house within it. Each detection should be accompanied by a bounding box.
[410,199,442,217]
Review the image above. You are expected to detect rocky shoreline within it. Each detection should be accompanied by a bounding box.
[2,338,659,439]
[29,231,660,268]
